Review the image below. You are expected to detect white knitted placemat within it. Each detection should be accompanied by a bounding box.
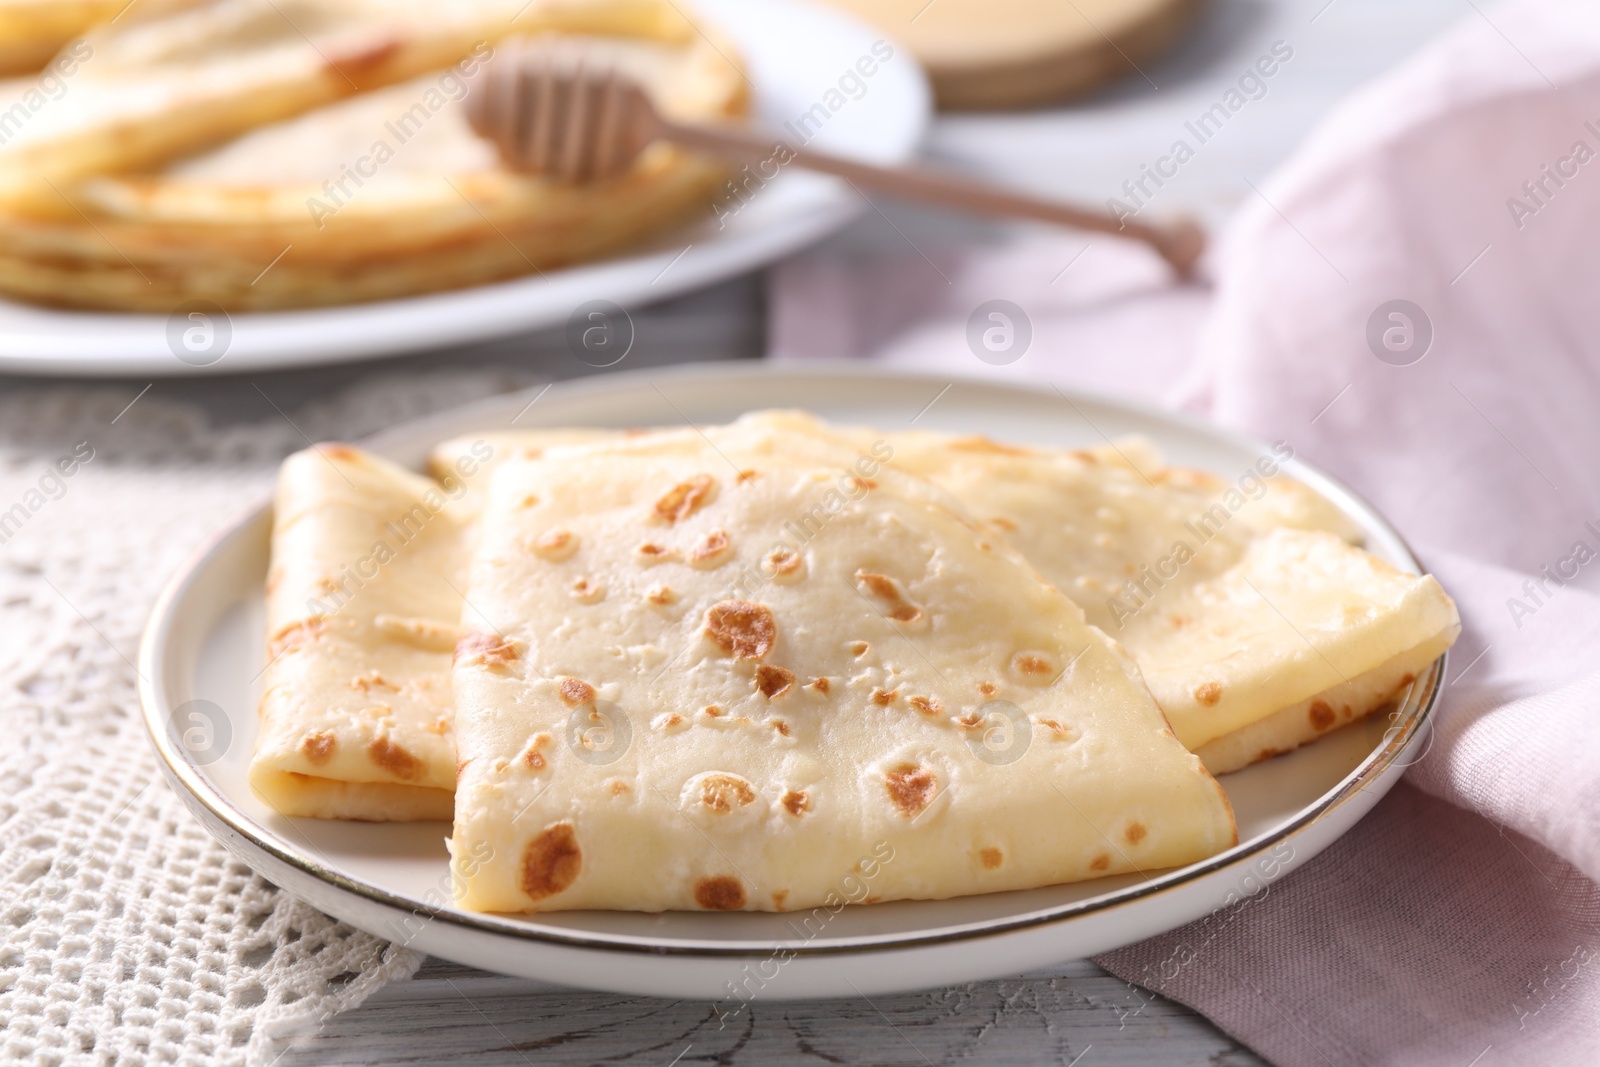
[0,370,536,1066]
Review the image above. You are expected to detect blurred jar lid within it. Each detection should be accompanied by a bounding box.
[820,0,1202,110]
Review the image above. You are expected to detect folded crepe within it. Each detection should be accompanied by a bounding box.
[446,425,1237,912]
[250,431,617,821]
[250,443,475,820]
[460,413,1458,774]
[0,0,205,75]
[739,412,1459,774]
[426,428,615,513]
[0,0,746,310]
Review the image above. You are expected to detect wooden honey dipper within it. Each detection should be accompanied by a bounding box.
[463,39,1206,276]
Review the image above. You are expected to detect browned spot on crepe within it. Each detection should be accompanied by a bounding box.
[951,436,1029,455]
[807,677,831,694]
[979,848,1003,870]
[522,823,581,902]
[871,687,898,706]
[655,474,716,523]
[319,443,360,461]
[690,529,732,565]
[1012,653,1054,676]
[367,736,422,780]
[978,682,999,697]
[327,38,401,83]
[782,789,810,816]
[771,889,789,910]
[1309,699,1336,732]
[454,631,518,668]
[989,516,1018,532]
[908,695,942,716]
[530,529,575,557]
[849,641,870,657]
[1194,681,1223,707]
[765,548,803,576]
[559,677,597,706]
[695,875,746,910]
[268,618,327,659]
[699,773,756,813]
[646,584,677,605]
[521,733,551,770]
[348,670,397,693]
[855,570,923,623]
[704,600,775,659]
[771,720,791,737]
[1124,822,1148,846]
[299,730,336,765]
[885,763,938,818]
[736,469,759,484]
[1090,853,1111,871]
[755,668,793,700]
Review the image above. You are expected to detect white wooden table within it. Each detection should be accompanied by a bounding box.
[276,958,1268,1066]
[5,1,1466,1061]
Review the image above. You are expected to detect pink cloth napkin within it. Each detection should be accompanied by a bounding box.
[769,2,1600,1063]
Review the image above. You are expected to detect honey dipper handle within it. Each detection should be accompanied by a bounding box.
[659,119,1206,277]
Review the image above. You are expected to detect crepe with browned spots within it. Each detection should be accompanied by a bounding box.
[446,423,1234,913]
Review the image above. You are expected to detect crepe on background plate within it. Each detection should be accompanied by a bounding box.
[0,0,207,75]
[447,427,1236,913]
[0,0,747,310]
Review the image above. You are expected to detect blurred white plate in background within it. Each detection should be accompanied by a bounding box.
[0,0,930,377]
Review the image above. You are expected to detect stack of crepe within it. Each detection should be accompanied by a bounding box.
[250,412,1458,914]
[0,0,746,311]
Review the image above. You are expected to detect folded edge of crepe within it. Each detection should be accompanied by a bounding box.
[445,425,1236,912]
[729,411,1459,771]
[250,442,476,821]
[424,412,1461,779]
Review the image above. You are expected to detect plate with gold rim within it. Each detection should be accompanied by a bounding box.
[138,363,1441,999]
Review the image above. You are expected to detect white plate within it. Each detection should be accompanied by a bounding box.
[139,365,1442,1000]
[0,0,928,378]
